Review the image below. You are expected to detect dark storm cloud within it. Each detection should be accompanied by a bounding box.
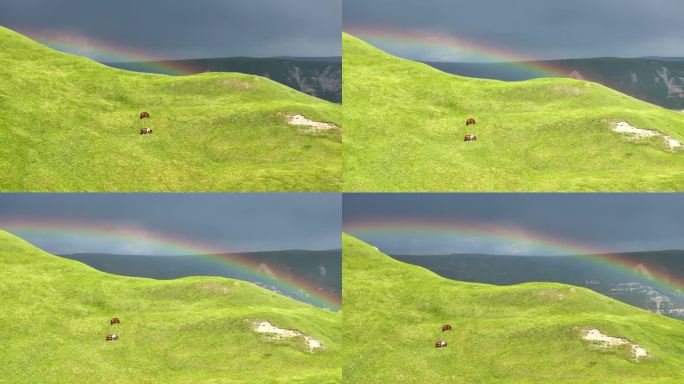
[343,194,684,255]
[344,0,684,61]
[0,0,340,60]
[0,193,341,254]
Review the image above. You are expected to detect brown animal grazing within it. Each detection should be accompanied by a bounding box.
[110,317,120,325]
[435,341,447,348]
[442,324,452,332]
[464,134,477,142]
[106,334,118,341]
[140,111,150,119]
[140,127,152,135]
[466,117,476,126]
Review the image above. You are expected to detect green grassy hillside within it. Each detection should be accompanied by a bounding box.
[342,33,684,191]
[342,234,684,383]
[0,230,340,383]
[0,26,341,192]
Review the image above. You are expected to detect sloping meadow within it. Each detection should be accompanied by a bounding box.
[342,33,684,191]
[342,234,684,384]
[0,230,341,383]
[0,26,341,192]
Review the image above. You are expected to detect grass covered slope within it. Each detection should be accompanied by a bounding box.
[0,26,341,191]
[342,33,684,191]
[0,230,341,383]
[343,234,684,383]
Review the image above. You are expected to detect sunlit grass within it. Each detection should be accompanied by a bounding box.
[0,27,341,192]
[342,34,684,191]
[342,234,684,383]
[0,230,341,383]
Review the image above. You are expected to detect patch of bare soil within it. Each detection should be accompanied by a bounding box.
[252,321,324,351]
[581,328,649,361]
[286,114,339,132]
[613,121,681,150]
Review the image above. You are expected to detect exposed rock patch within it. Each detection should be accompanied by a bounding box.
[655,67,684,98]
[612,121,681,150]
[286,114,339,132]
[581,328,649,361]
[252,321,324,351]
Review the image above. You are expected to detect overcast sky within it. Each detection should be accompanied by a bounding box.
[0,193,341,255]
[0,0,340,60]
[343,194,684,256]
[344,0,684,61]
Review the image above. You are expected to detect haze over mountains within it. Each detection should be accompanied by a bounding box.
[106,57,342,103]
[425,57,684,110]
[61,250,341,309]
[393,250,684,321]
[105,55,684,108]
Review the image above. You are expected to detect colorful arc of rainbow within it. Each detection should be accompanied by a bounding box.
[344,219,684,294]
[345,26,570,78]
[17,29,198,75]
[0,218,340,311]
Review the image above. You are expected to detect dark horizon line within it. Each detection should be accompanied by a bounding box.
[419,56,684,65]
[387,249,684,257]
[101,55,343,65]
[59,248,343,257]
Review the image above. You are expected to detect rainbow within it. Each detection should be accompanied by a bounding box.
[344,218,684,294]
[345,25,571,78]
[0,218,340,311]
[17,28,199,75]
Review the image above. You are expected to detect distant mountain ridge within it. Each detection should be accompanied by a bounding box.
[424,57,684,109]
[61,250,341,309]
[392,250,684,320]
[106,56,342,103]
[639,57,684,62]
